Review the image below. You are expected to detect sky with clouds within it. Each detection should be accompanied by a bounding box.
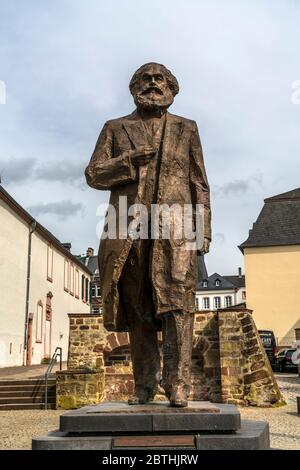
[0,0,299,275]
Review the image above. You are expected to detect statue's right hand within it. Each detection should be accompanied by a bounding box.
[129,147,156,167]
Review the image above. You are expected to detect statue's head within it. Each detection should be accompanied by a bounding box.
[129,62,179,112]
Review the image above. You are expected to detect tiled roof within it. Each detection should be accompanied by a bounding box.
[239,188,300,251]
[196,272,237,291]
[223,275,245,288]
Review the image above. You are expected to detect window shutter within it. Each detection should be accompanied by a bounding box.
[81,275,85,300]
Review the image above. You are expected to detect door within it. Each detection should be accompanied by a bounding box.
[44,320,51,359]
[44,292,53,359]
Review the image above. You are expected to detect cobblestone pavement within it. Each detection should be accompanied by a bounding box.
[239,373,300,450]
[0,373,299,450]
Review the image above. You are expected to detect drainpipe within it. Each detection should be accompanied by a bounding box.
[23,220,36,366]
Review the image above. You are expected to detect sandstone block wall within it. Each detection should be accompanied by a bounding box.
[219,309,282,406]
[56,370,105,409]
[60,308,283,408]
[56,313,105,409]
[190,312,221,402]
[68,314,106,369]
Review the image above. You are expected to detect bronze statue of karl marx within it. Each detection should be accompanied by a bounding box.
[85,62,211,407]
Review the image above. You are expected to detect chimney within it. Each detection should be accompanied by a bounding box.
[86,247,94,257]
[62,242,72,252]
[238,267,242,278]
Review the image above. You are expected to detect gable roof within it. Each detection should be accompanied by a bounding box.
[0,185,92,275]
[239,188,300,251]
[78,255,99,275]
[223,275,245,288]
[196,272,237,291]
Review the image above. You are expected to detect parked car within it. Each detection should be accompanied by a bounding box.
[275,348,298,372]
[258,330,277,370]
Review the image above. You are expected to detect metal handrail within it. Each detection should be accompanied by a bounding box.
[44,347,62,410]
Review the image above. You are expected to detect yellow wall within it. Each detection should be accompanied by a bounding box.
[244,245,300,346]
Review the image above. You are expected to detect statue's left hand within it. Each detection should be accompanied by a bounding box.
[200,237,210,255]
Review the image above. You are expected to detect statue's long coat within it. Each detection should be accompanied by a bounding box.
[85,111,211,331]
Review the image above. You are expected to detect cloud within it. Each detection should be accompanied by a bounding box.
[0,157,36,183]
[0,157,86,187]
[28,200,85,221]
[214,173,263,197]
[214,232,225,244]
[35,161,86,186]
[216,180,250,196]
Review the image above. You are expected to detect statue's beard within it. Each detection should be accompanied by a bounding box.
[133,87,174,112]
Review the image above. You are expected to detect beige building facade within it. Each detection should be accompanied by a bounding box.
[240,189,300,347]
[0,186,91,367]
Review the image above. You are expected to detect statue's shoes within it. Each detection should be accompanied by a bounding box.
[169,388,188,407]
[128,395,152,405]
[169,397,188,407]
[128,386,157,405]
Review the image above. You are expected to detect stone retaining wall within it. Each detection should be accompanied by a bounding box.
[219,309,282,406]
[58,308,283,408]
[56,313,105,409]
[68,314,105,369]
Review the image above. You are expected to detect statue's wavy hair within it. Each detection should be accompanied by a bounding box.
[129,62,179,97]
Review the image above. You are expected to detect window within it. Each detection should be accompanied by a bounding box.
[91,285,96,298]
[215,279,220,287]
[47,245,53,282]
[96,286,101,297]
[202,297,210,310]
[64,259,69,292]
[242,290,246,300]
[203,280,208,288]
[75,269,79,298]
[225,296,232,308]
[195,297,199,310]
[81,275,85,301]
[36,301,43,342]
[214,297,221,309]
[70,264,74,296]
[92,306,100,314]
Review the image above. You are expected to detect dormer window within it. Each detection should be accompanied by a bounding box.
[203,280,208,288]
[215,279,220,287]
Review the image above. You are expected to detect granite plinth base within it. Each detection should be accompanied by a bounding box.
[32,420,269,450]
[32,401,270,450]
[60,401,239,433]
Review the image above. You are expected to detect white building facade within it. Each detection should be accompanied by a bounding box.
[0,186,91,367]
[195,271,246,311]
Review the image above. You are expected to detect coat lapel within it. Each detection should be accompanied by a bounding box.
[162,113,184,168]
[122,119,148,149]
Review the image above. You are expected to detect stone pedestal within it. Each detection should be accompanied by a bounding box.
[32,401,270,450]
[56,313,106,409]
[56,369,105,409]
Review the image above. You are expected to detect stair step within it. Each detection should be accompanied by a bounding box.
[0,379,56,386]
[0,403,56,410]
[0,390,56,398]
[0,385,56,394]
[0,396,56,404]
[0,385,56,393]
